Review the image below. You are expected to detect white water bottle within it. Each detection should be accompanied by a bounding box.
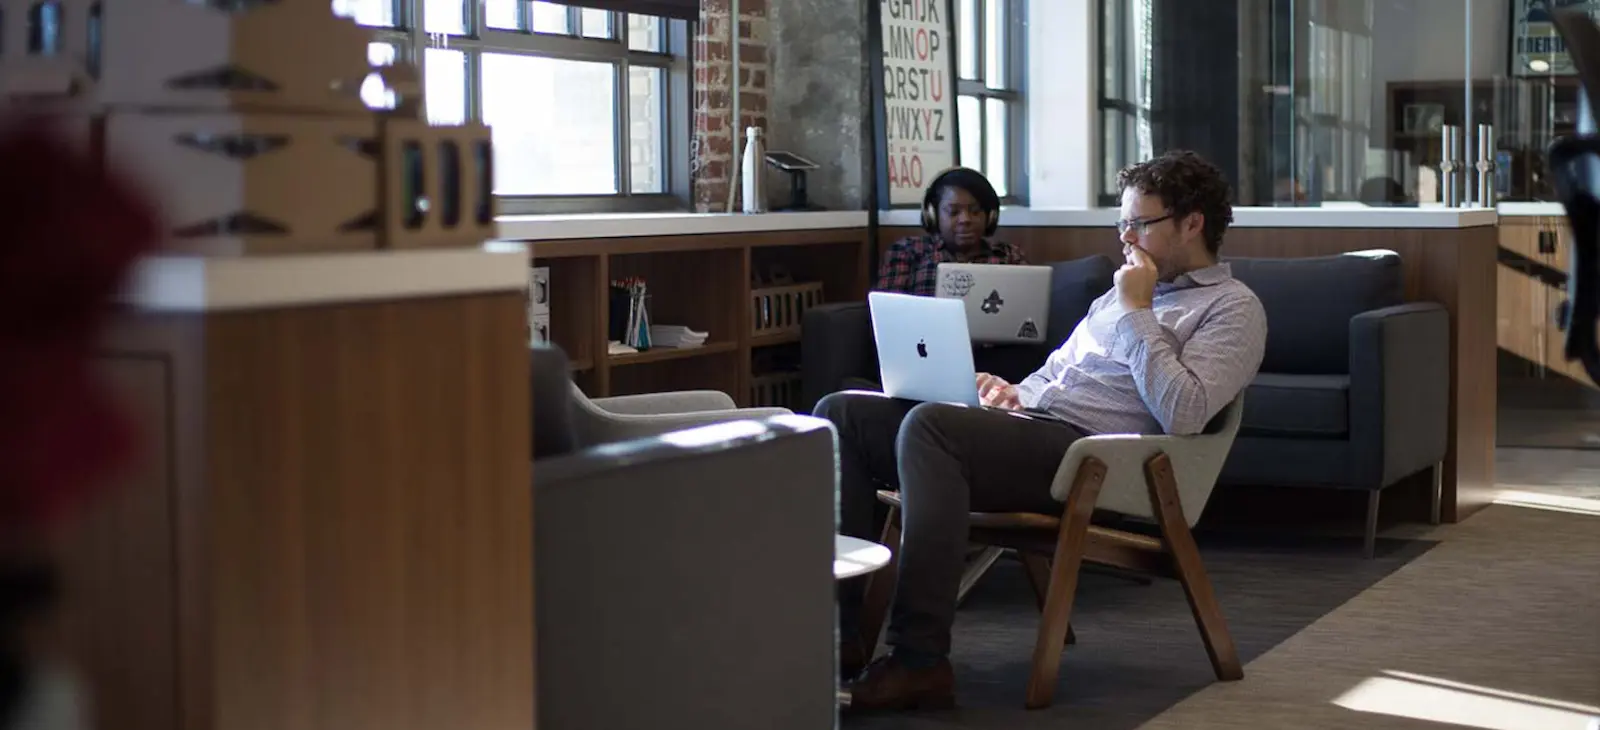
[741,126,767,214]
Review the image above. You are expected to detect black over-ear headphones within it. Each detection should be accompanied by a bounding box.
[921,166,1002,237]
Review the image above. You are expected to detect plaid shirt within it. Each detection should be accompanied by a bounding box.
[875,235,1028,297]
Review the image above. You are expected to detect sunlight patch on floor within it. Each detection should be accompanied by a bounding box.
[1493,490,1600,517]
[1333,670,1600,730]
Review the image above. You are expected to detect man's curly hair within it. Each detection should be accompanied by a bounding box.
[1116,150,1235,254]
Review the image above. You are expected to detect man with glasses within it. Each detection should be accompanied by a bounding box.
[876,167,1025,296]
[819,149,1267,713]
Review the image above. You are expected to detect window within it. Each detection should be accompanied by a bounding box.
[336,0,690,213]
[1097,0,1152,206]
[954,0,1026,202]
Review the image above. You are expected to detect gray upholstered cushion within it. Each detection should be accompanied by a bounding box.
[1240,373,1350,438]
[1044,255,1118,346]
[532,344,579,459]
[1226,251,1404,374]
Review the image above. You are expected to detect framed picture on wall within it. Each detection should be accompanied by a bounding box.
[1401,103,1446,135]
[868,0,961,209]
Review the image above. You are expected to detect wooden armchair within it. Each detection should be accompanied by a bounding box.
[859,397,1248,709]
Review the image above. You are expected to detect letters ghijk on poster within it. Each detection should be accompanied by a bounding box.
[880,0,957,206]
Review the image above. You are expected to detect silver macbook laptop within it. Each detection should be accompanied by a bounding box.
[867,292,979,405]
[935,263,1052,344]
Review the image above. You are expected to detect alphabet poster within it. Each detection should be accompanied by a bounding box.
[874,0,958,207]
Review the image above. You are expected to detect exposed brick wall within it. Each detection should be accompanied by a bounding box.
[692,0,770,213]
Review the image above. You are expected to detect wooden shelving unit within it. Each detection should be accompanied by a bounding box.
[528,227,870,406]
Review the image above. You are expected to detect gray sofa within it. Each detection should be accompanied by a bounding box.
[1220,252,1449,557]
[799,250,1449,556]
[532,345,838,730]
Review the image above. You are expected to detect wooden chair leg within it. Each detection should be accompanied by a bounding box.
[1024,457,1108,710]
[856,507,901,659]
[1364,490,1381,559]
[1429,462,1443,526]
[1019,552,1075,645]
[1144,453,1243,682]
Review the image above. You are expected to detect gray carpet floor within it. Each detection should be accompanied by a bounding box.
[1138,502,1600,729]
[845,531,1437,729]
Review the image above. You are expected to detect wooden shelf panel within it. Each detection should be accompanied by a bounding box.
[531,227,871,406]
[752,332,800,348]
[609,341,737,366]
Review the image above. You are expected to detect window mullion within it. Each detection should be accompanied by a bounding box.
[467,48,483,123]
[615,60,631,196]
[975,0,987,89]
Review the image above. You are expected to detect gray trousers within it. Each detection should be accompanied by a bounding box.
[815,391,1086,658]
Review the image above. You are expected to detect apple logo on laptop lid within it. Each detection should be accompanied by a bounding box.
[916,340,928,358]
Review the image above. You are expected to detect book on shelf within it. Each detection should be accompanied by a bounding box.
[649,325,709,348]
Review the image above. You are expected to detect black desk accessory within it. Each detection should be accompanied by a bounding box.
[765,150,823,211]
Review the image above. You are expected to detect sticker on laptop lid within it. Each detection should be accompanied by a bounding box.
[980,289,1005,314]
[940,270,976,297]
[1016,319,1039,339]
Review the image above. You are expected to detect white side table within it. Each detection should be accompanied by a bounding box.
[834,535,892,709]
[834,535,891,580]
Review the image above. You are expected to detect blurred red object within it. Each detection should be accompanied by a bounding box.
[0,115,160,530]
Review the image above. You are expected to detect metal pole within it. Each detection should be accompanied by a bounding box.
[725,0,742,213]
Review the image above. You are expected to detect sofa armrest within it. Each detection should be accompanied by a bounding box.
[1348,302,1451,489]
[573,397,793,445]
[535,415,837,730]
[801,301,877,411]
[593,389,739,414]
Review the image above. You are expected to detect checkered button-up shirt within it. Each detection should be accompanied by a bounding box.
[1015,263,1267,436]
[875,235,1028,297]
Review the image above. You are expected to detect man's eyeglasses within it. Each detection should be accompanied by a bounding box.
[1116,213,1174,236]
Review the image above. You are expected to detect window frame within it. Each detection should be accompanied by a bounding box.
[955,0,1028,205]
[1096,0,1154,207]
[359,0,692,214]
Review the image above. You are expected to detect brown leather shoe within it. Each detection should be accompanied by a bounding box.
[842,654,955,713]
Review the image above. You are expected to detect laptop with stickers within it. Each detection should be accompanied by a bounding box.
[935,263,1052,344]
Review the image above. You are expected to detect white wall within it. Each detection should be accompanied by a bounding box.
[1025,0,1097,208]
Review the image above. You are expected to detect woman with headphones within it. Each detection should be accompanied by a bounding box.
[876,167,1026,296]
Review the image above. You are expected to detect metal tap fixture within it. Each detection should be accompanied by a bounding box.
[1475,123,1498,207]
[1439,125,1462,207]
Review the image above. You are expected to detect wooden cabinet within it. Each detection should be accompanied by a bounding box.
[1498,216,1595,387]
[60,292,535,730]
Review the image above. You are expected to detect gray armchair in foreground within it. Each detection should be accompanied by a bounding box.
[531,344,838,730]
[569,384,792,446]
[1222,251,1450,557]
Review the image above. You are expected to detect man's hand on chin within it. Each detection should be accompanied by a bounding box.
[1115,244,1158,310]
[976,372,1021,409]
